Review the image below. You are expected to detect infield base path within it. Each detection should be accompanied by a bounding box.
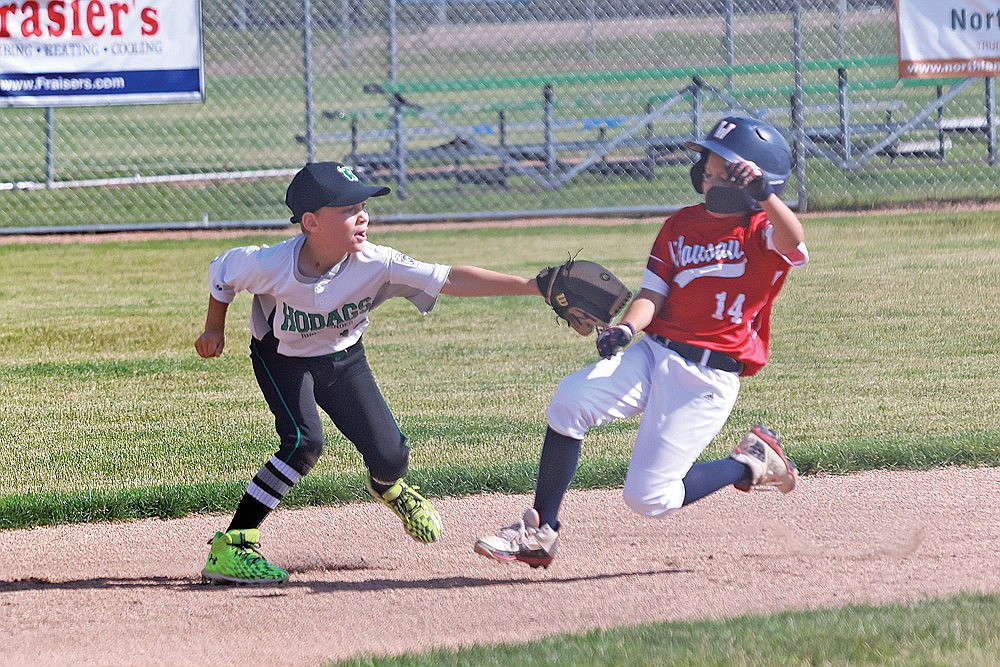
[0,467,997,666]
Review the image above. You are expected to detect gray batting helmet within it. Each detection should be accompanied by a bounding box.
[687,116,792,213]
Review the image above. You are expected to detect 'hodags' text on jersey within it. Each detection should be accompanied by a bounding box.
[279,298,373,335]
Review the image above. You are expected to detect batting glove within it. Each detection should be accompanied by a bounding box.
[726,159,774,202]
[596,323,635,359]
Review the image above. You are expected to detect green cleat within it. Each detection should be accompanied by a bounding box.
[366,478,443,543]
[201,528,289,585]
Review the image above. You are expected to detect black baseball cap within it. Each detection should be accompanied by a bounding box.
[285,161,391,223]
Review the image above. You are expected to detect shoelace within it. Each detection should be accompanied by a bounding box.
[497,519,531,546]
[236,543,267,563]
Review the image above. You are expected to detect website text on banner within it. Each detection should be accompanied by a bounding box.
[0,0,203,107]
[897,0,1000,78]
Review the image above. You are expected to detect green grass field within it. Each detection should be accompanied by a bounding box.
[1,211,997,663]
[1,213,997,526]
[331,593,1000,666]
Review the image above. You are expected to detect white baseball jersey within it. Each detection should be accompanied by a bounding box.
[209,235,451,357]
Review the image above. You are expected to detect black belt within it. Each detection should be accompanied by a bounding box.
[651,335,744,374]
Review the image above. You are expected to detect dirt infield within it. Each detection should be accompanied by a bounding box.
[1,467,996,666]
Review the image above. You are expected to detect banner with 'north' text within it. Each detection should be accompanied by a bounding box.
[0,0,203,107]
[897,0,1000,78]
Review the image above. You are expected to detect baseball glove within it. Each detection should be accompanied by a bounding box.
[536,257,631,335]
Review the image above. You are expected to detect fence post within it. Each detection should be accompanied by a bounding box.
[586,0,597,62]
[388,0,398,85]
[792,0,807,212]
[340,0,352,67]
[724,0,734,90]
[44,107,55,187]
[301,0,316,163]
[987,77,996,165]
[237,0,249,30]
[836,0,847,59]
[349,116,359,167]
[937,85,945,157]
[499,109,509,181]
[392,93,408,199]
[544,84,556,180]
[838,67,851,163]
[691,77,703,139]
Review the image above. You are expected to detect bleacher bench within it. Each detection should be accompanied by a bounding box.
[302,55,995,194]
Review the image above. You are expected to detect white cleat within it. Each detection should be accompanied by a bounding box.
[730,423,798,494]
[474,508,559,569]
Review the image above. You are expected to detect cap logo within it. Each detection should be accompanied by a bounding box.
[337,165,359,182]
[712,120,738,140]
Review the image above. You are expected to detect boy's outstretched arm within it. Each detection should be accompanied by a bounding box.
[440,265,541,297]
[594,288,665,358]
[195,295,230,358]
[615,288,665,333]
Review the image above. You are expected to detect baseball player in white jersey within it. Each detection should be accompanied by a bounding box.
[196,161,542,584]
[475,116,807,569]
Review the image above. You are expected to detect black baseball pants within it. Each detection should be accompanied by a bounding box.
[249,334,409,481]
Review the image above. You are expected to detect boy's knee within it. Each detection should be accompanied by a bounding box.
[545,383,592,440]
[622,482,683,519]
[367,434,410,483]
[278,435,324,476]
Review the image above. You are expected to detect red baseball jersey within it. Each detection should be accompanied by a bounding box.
[643,204,807,376]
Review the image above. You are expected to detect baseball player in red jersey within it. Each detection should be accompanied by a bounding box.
[475,116,807,569]
[196,162,543,584]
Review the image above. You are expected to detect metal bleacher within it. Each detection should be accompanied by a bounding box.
[299,56,997,198]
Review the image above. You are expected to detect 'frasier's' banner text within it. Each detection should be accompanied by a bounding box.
[0,0,203,107]
[897,0,1000,77]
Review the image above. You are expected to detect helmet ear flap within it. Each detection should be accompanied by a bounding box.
[689,151,708,194]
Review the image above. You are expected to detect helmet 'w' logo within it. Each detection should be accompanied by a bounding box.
[712,120,738,140]
[555,293,569,307]
[338,165,359,182]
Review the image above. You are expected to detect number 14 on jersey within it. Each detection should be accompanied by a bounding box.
[712,292,745,324]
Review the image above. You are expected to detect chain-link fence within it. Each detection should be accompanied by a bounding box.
[1,0,996,229]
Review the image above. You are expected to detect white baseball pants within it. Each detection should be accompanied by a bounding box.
[546,336,741,517]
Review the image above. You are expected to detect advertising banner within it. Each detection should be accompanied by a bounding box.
[0,0,203,107]
[897,0,1000,78]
